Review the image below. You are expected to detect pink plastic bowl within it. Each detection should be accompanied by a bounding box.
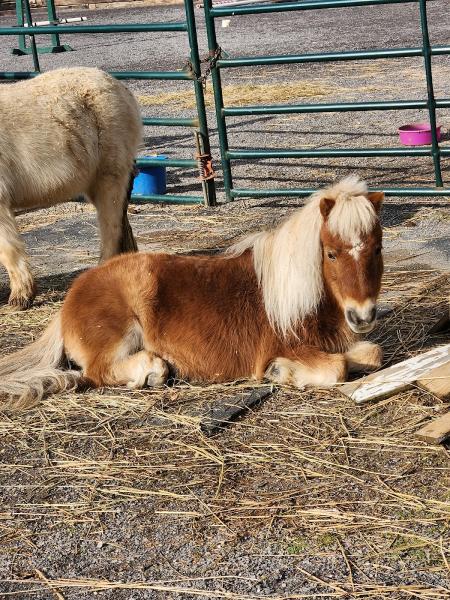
[398,122,441,146]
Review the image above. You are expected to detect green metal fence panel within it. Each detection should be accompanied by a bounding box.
[0,0,216,206]
[203,0,450,200]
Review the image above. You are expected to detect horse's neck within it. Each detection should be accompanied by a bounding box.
[291,284,354,353]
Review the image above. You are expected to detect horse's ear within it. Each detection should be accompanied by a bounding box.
[320,197,335,220]
[367,191,384,214]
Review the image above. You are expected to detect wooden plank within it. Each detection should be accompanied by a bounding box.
[339,344,450,404]
[416,361,450,399]
[415,412,450,445]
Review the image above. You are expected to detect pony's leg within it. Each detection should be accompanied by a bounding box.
[90,172,137,261]
[265,349,347,388]
[0,204,35,309]
[86,351,169,389]
[345,341,382,373]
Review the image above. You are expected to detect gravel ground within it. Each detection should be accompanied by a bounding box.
[0,2,449,599]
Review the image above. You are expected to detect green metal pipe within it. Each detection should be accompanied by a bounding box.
[184,0,217,206]
[22,0,40,72]
[419,0,443,187]
[0,71,193,81]
[131,194,203,204]
[217,46,450,68]
[111,70,193,80]
[223,98,450,116]
[142,117,199,127]
[136,158,198,168]
[0,71,38,79]
[210,0,421,17]
[227,148,433,159]
[46,0,62,50]
[230,187,450,198]
[225,100,425,117]
[0,23,188,34]
[203,0,233,201]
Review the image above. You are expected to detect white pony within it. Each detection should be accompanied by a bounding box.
[0,67,142,308]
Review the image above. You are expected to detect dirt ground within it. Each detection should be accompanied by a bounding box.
[0,1,450,599]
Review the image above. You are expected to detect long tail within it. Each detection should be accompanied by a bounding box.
[0,314,82,409]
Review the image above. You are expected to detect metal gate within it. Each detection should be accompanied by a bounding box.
[203,0,450,200]
[0,0,216,206]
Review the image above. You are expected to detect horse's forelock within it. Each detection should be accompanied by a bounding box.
[326,194,378,244]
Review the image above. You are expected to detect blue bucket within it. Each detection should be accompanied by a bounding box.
[132,155,168,196]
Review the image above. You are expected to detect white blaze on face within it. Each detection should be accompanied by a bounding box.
[348,239,365,261]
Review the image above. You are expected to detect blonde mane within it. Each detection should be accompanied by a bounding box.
[228,176,378,337]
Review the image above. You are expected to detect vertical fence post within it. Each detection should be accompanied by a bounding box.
[46,0,64,52]
[22,0,40,72]
[418,0,442,187]
[13,0,27,54]
[184,0,217,206]
[203,0,233,202]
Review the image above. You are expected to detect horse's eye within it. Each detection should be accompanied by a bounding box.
[375,246,382,255]
[327,251,336,261]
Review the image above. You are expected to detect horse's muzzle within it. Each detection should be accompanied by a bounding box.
[345,304,377,334]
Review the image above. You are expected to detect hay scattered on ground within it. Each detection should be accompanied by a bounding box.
[137,80,333,110]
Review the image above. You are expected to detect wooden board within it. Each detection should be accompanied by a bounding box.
[417,362,450,399]
[340,344,450,404]
[415,412,450,445]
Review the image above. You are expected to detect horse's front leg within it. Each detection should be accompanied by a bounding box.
[265,348,347,389]
[0,203,35,309]
[344,341,382,373]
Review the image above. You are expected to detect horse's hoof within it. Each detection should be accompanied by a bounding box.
[8,294,34,310]
[265,362,280,379]
[146,372,166,387]
[146,357,169,387]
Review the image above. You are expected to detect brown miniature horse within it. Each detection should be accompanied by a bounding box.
[0,176,384,408]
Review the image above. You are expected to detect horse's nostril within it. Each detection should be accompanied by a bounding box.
[346,309,360,326]
[346,307,376,328]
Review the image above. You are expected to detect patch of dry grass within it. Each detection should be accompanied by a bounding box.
[137,80,333,109]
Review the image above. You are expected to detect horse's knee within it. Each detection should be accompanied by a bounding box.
[345,341,382,373]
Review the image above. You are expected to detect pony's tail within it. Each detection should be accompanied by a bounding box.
[0,314,81,409]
